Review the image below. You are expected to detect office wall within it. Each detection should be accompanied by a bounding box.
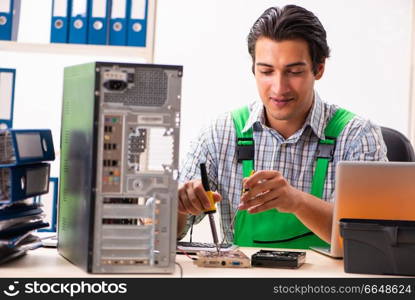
[2,0,413,241]
[155,0,413,241]
[4,0,146,178]
[156,0,412,141]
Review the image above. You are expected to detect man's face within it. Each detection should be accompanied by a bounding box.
[254,37,324,131]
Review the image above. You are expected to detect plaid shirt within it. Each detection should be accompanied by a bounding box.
[178,93,388,241]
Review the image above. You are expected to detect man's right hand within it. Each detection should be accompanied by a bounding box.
[178,180,222,215]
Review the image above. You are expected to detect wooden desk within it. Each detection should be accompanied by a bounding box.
[0,247,393,278]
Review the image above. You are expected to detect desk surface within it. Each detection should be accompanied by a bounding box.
[0,247,395,278]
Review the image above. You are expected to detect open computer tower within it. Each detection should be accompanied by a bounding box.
[58,62,182,273]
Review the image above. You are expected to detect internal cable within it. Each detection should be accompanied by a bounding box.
[177,249,197,261]
[175,262,183,278]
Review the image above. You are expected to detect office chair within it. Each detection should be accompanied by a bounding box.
[381,127,415,162]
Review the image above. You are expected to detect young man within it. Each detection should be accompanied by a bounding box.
[177,5,387,249]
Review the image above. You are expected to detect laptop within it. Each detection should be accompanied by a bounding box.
[311,161,415,258]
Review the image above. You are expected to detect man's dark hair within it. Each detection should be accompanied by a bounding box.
[247,5,330,74]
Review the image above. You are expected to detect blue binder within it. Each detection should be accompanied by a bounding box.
[109,0,127,46]
[87,0,110,45]
[68,0,89,44]
[0,129,55,167]
[0,220,49,239]
[34,177,58,232]
[0,68,15,129]
[0,232,32,247]
[127,0,147,47]
[0,203,43,222]
[50,0,72,43]
[0,204,43,232]
[0,0,21,41]
[0,163,51,205]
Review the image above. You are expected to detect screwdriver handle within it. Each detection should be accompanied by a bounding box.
[204,190,217,214]
[200,163,217,213]
[242,170,256,193]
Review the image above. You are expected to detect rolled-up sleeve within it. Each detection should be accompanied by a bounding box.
[343,119,388,162]
[328,119,388,203]
[177,123,219,240]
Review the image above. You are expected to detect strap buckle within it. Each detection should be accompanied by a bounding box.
[316,139,335,161]
[236,138,254,162]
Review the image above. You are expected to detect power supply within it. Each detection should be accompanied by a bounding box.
[58,62,182,273]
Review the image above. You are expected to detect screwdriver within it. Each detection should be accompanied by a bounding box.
[220,170,255,246]
[200,163,220,253]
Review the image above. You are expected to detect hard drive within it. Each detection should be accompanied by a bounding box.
[251,250,306,268]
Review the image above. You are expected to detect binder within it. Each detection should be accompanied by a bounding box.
[109,0,127,45]
[0,234,43,260]
[0,163,51,205]
[0,246,26,264]
[34,177,58,232]
[0,203,43,222]
[50,0,72,43]
[0,203,43,232]
[127,0,147,47]
[68,0,89,44]
[88,0,110,45]
[0,129,55,166]
[0,68,15,129]
[0,231,31,247]
[0,220,49,239]
[0,0,21,41]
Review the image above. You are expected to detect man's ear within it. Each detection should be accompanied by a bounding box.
[315,62,325,80]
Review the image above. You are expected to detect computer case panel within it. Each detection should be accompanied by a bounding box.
[58,62,181,273]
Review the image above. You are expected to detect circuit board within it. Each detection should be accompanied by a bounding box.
[193,249,251,268]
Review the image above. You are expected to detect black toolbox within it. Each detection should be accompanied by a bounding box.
[340,218,415,276]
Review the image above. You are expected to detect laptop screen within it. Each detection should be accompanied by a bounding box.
[331,161,415,257]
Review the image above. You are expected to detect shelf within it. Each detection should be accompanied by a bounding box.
[0,1,157,63]
[0,41,153,61]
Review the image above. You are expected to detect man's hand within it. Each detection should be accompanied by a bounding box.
[239,170,304,214]
[178,179,222,215]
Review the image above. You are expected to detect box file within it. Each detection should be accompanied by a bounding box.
[0,0,21,41]
[126,0,147,47]
[88,0,110,45]
[34,177,58,232]
[0,211,44,231]
[0,203,43,222]
[0,220,49,239]
[0,231,30,247]
[109,0,127,45]
[0,234,41,264]
[0,68,15,129]
[50,0,72,43]
[68,0,89,44]
[0,129,55,166]
[0,163,50,205]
